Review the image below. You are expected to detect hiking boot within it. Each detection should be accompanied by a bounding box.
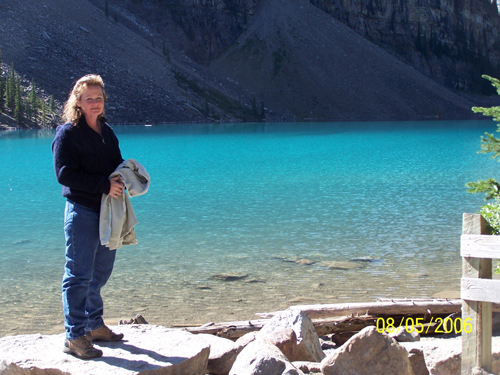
[63,336,103,359]
[86,325,124,342]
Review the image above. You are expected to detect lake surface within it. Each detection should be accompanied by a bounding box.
[0,120,496,337]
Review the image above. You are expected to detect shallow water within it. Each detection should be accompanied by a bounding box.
[0,120,495,337]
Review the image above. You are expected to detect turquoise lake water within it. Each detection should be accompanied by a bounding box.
[0,120,497,337]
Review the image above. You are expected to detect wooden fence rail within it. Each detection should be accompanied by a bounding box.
[461,213,499,374]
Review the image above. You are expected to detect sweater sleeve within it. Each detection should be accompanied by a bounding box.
[52,126,111,195]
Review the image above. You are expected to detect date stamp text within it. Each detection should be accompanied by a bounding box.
[376,317,472,334]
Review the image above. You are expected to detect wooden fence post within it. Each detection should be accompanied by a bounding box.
[461,213,492,374]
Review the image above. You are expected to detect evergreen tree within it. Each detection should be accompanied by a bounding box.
[14,91,20,120]
[49,95,55,113]
[14,77,22,123]
[14,76,25,124]
[0,49,4,111]
[25,98,31,121]
[4,78,9,111]
[0,77,4,112]
[29,80,37,111]
[466,75,500,232]
[6,64,15,110]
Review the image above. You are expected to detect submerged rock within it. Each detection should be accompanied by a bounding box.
[288,297,316,304]
[350,256,377,262]
[295,259,315,265]
[317,261,365,270]
[197,285,212,289]
[273,256,299,263]
[245,278,266,283]
[212,273,248,281]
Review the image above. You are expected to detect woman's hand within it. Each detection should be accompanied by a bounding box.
[109,175,124,198]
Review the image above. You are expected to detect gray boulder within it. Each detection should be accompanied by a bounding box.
[292,361,322,373]
[0,325,209,375]
[407,347,429,375]
[431,353,462,375]
[321,326,413,375]
[198,333,241,375]
[401,336,466,375]
[234,332,257,351]
[258,309,325,362]
[261,328,298,361]
[472,368,496,375]
[388,325,421,342]
[234,331,258,351]
[229,340,304,375]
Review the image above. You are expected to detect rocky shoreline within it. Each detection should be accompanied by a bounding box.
[2,307,500,375]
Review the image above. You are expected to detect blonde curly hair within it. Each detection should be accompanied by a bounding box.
[62,74,108,125]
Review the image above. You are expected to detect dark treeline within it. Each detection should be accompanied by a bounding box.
[0,49,59,129]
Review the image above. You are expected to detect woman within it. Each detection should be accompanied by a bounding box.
[52,74,125,359]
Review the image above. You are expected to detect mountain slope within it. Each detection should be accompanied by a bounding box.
[0,0,247,124]
[0,0,489,124]
[210,0,478,121]
[310,0,500,94]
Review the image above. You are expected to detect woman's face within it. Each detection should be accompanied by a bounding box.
[77,85,104,121]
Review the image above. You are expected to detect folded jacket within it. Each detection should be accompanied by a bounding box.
[100,159,150,250]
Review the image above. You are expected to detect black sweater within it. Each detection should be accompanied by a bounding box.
[52,117,124,212]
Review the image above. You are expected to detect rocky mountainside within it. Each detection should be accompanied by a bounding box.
[0,0,248,124]
[209,0,477,121]
[0,0,498,125]
[309,0,500,94]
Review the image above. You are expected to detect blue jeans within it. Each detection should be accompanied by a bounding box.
[62,200,116,340]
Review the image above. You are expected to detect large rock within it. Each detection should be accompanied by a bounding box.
[401,338,464,375]
[292,361,322,373]
[402,335,500,375]
[388,325,421,343]
[198,333,240,375]
[234,331,257,351]
[0,325,209,375]
[258,309,325,362]
[234,331,258,351]
[407,348,429,375]
[427,353,461,375]
[321,326,413,375]
[261,328,298,362]
[229,340,304,375]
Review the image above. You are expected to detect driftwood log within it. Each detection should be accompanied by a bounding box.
[182,298,500,340]
[255,298,464,319]
[182,319,266,339]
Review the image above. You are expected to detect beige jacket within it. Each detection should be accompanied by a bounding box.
[99,159,150,250]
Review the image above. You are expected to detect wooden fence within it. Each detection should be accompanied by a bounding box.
[461,213,500,374]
